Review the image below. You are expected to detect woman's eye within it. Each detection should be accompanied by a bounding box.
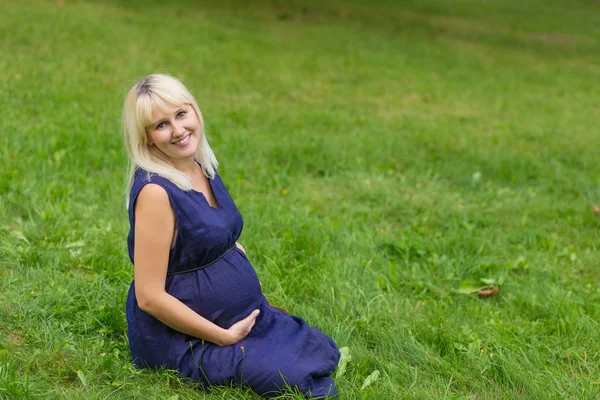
[177,111,186,118]
[156,122,166,129]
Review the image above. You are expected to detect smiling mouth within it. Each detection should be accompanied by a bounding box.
[172,134,191,146]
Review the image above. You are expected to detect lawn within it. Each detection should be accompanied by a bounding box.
[1,0,600,398]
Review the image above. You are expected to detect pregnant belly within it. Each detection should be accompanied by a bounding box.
[166,247,263,328]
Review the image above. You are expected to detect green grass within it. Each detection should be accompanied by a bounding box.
[1,0,600,398]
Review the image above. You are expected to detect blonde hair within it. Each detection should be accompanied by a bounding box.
[122,74,218,207]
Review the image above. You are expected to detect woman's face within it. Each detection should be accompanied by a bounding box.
[146,103,200,163]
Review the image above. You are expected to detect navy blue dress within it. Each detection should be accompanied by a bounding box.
[125,168,340,398]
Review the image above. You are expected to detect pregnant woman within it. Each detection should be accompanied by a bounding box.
[122,74,340,398]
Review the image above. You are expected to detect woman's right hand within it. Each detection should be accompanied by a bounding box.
[223,309,260,346]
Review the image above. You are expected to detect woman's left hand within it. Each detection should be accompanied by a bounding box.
[236,242,246,255]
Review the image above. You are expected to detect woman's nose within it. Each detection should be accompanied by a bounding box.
[173,121,186,136]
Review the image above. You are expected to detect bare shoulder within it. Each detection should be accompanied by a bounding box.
[135,183,173,219]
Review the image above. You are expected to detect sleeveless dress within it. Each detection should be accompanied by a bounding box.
[125,168,340,398]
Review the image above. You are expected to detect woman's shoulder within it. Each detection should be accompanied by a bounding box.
[135,182,171,213]
[128,168,179,210]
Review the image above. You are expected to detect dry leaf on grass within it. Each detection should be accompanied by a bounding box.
[477,286,499,298]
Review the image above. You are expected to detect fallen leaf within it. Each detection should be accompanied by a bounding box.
[76,370,88,386]
[477,286,499,298]
[361,370,381,390]
[457,280,487,294]
[480,278,496,286]
[336,347,351,378]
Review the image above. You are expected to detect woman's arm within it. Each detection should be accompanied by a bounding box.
[133,184,259,346]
